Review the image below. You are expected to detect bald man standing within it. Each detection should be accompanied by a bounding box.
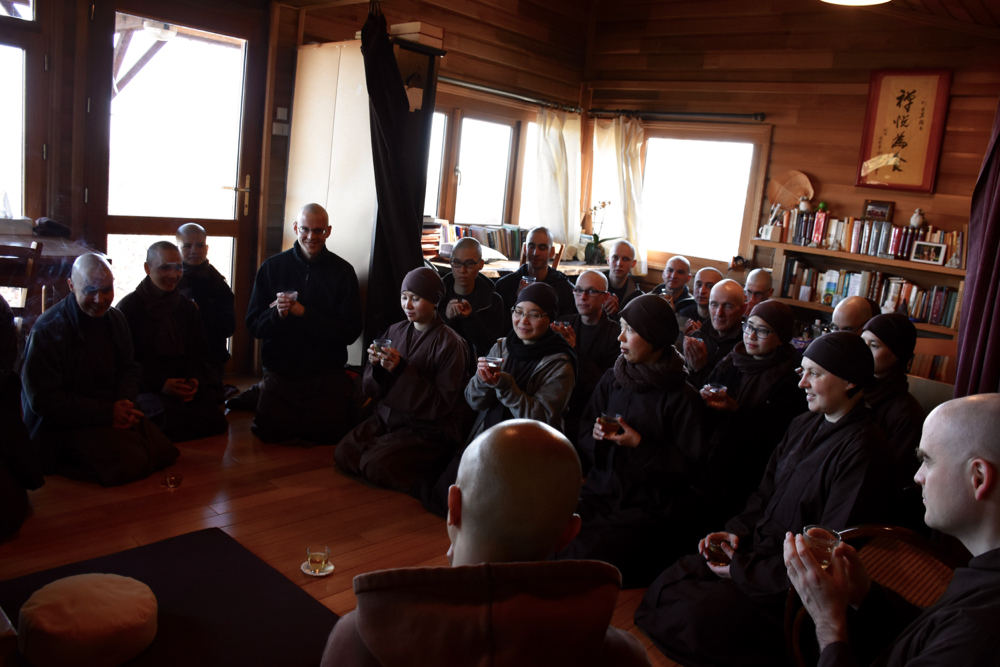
[682,279,746,388]
[21,254,177,486]
[494,227,575,318]
[321,420,651,667]
[786,394,1000,667]
[830,296,874,334]
[118,242,228,442]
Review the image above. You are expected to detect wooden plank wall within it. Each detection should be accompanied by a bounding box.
[587,0,1000,249]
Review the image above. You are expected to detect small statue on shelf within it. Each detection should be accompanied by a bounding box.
[910,208,925,228]
[798,196,811,213]
[946,252,962,269]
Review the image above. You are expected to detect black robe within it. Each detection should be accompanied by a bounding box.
[178,260,236,372]
[555,351,708,589]
[437,272,506,363]
[649,284,695,313]
[703,343,808,522]
[635,402,893,667]
[602,270,643,321]
[819,548,1000,667]
[21,296,177,486]
[245,242,363,444]
[562,312,621,449]
[494,264,576,318]
[685,323,743,388]
[118,277,228,443]
[335,316,469,492]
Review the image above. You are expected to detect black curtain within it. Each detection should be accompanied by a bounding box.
[360,6,426,345]
[955,96,1000,397]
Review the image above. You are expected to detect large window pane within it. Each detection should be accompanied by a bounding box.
[591,120,627,241]
[0,44,25,218]
[642,138,753,262]
[454,118,512,226]
[107,234,234,306]
[423,112,447,218]
[517,121,539,229]
[108,13,246,219]
[0,1,33,21]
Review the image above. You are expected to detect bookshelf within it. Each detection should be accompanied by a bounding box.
[749,239,966,339]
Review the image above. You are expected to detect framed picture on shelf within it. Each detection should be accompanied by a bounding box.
[911,241,947,266]
[855,69,951,194]
[863,199,895,221]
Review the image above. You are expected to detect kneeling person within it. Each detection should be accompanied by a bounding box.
[118,242,228,442]
[21,254,178,486]
[322,420,651,667]
[335,268,469,492]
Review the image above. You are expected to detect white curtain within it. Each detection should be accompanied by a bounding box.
[594,116,647,274]
[536,109,581,258]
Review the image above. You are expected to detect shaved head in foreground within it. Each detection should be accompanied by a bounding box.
[447,420,583,566]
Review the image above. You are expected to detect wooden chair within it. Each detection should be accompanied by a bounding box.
[518,242,564,270]
[0,242,43,333]
[784,524,968,667]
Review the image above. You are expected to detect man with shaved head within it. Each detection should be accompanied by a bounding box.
[321,420,650,666]
[830,295,874,334]
[603,239,644,319]
[244,203,362,444]
[21,254,177,486]
[494,226,576,318]
[438,237,506,362]
[683,279,746,388]
[676,266,724,335]
[118,241,228,442]
[651,256,695,312]
[552,269,621,447]
[786,394,1000,666]
[176,222,236,381]
[743,269,774,313]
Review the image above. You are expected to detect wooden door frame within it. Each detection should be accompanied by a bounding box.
[83,0,268,374]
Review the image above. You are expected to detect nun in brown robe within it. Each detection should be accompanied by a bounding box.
[635,332,894,667]
[699,300,808,523]
[335,268,469,493]
[555,295,708,589]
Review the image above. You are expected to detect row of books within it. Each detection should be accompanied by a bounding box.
[910,354,952,383]
[775,210,964,268]
[438,223,523,260]
[781,260,963,329]
[421,218,443,258]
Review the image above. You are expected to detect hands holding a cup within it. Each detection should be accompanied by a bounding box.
[550,321,576,348]
[683,336,708,371]
[700,384,738,411]
[477,356,504,387]
[369,339,401,372]
[445,298,473,320]
[698,532,739,578]
[276,290,303,319]
[592,413,641,448]
[603,294,620,317]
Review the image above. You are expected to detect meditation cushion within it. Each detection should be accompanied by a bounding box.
[18,573,157,667]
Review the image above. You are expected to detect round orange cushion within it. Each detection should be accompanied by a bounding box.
[18,573,157,667]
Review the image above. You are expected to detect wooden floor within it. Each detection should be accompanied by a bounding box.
[0,377,679,667]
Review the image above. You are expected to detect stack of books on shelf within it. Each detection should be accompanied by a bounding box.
[781,261,964,330]
[775,210,964,268]
[910,353,952,383]
[422,217,446,258]
[439,223,523,261]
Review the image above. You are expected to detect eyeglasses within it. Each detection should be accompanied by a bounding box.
[572,287,608,296]
[743,322,774,339]
[744,290,768,300]
[828,323,858,333]
[511,307,548,322]
[450,259,480,269]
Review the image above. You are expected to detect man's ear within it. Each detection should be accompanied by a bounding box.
[143,262,151,277]
[446,484,462,527]
[553,513,582,553]
[971,459,996,501]
[66,277,75,293]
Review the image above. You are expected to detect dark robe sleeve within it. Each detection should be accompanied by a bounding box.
[306,268,363,349]
[246,261,284,340]
[577,369,614,472]
[209,268,237,340]
[381,326,468,422]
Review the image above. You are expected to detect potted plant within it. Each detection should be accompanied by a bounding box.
[584,201,620,264]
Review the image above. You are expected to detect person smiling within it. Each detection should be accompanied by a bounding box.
[556,294,707,589]
[636,331,893,667]
[335,268,469,493]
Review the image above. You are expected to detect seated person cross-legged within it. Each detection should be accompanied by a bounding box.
[415,282,576,517]
[555,294,708,589]
[785,394,1000,667]
[21,254,178,487]
[335,268,469,493]
[321,419,651,667]
[699,300,808,522]
[635,332,893,667]
[118,241,228,442]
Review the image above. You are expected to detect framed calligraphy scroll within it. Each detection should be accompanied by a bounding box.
[855,69,951,193]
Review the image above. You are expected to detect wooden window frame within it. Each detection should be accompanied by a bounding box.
[639,121,772,274]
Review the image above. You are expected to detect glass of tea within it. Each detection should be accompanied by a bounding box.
[485,356,504,369]
[163,465,183,489]
[706,537,733,566]
[372,339,392,354]
[597,413,621,437]
[802,525,842,569]
[306,545,330,574]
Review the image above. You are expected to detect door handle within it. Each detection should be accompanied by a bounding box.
[222,175,251,215]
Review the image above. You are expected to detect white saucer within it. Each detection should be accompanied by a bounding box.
[301,561,335,577]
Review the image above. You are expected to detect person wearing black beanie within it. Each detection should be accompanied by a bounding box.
[335,268,470,493]
[637,334,893,667]
[554,294,708,589]
[862,314,926,530]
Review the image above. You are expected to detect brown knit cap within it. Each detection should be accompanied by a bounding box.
[401,267,446,305]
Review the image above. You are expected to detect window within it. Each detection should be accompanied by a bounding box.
[454,117,514,226]
[631,122,770,268]
[423,112,447,218]
[0,43,24,217]
[0,1,33,21]
[516,121,539,229]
